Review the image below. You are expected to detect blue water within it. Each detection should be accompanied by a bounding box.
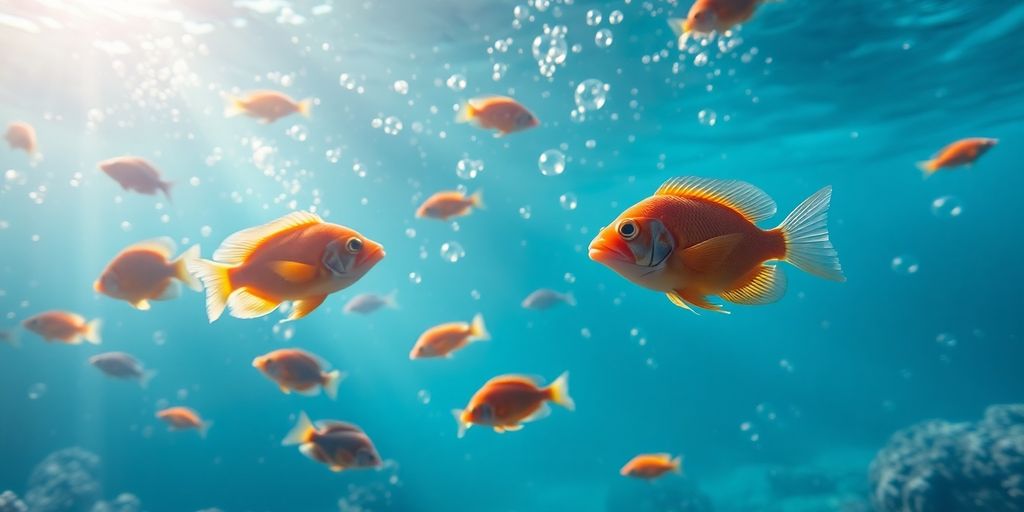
[1,1,1023,511]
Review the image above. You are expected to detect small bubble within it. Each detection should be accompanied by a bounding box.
[470,289,481,300]
[325,148,342,163]
[153,330,167,346]
[608,10,623,24]
[409,272,422,284]
[698,109,717,126]
[779,359,795,373]
[580,327,592,339]
[585,9,602,25]
[891,255,920,275]
[559,192,578,210]
[286,124,308,141]
[392,80,409,95]
[456,158,484,180]
[936,332,957,348]
[694,52,709,67]
[272,323,295,341]
[352,162,367,178]
[28,382,46,400]
[200,225,212,237]
[417,389,431,405]
[120,221,132,232]
[585,139,596,149]
[564,272,576,284]
[446,73,467,91]
[405,228,416,238]
[595,29,613,48]
[440,241,465,263]
[930,195,963,219]
[518,205,532,219]
[538,149,566,176]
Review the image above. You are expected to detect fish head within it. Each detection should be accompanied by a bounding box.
[409,343,432,359]
[354,447,382,468]
[21,315,42,332]
[684,5,717,34]
[589,215,675,287]
[252,354,277,375]
[468,402,495,425]
[322,231,385,279]
[94,271,121,296]
[515,110,539,130]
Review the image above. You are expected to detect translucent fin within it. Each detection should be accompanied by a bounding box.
[198,420,213,439]
[269,261,319,283]
[667,292,700,314]
[172,244,202,291]
[154,281,181,301]
[916,159,939,177]
[186,259,234,322]
[671,455,684,474]
[213,211,323,264]
[138,369,157,389]
[133,299,152,311]
[322,370,345,400]
[279,385,291,394]
[284,294,327,322]
[503,424,523,432]
[720,265,787,305]
[680,234,743,272]
[667,17,687,37]
[383,290,399,310]
[296,98,313,118]
[224,96,246,118]
[83,319,102,345]
[562,292,577,306]
[282,411,315,446]
[455,102,477,123]
[158,181,173,202]
[547,371,575,411]
[299,443,319,461]
[777,186,845,282]
[469,189,484,210]
[670,290,730,314]
[228,289,280,319]
[452,409,471,439]
[469,313,490,342]
[656,177,777,222]
[522,403,551,423]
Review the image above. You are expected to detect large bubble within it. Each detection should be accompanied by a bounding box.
[538,149,566,176]
[574,79,609,112]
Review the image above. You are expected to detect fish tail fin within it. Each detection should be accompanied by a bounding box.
[297,98,313,118]
[469,313,490,342]
[667,17,688,38]
[159,181,173,202]
[186,259,234,323]
[547,371,575,411]
[322,370,345,400]
[777,186,845,282]
[83,319,102,345]
[671,455,684,474]
[455,102,477,123]
[198,420,213,439]
[563,291,577,307]
[916,159,938,177]
[173,244,203,292]
[224,96,246,118]
[469,189,485,210]
[384,289,399,310]
[452,409,471,439]
[139,369,158,389]
[282,411,315,446]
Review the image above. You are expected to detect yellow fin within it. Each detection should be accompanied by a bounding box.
[282,411,315,446]
[187,259,234,322]
[285,294,327,322]
[656,177,777,222]
[296,98,312,118]
[670,290,730,314]
[227,288,280,319]
[213,211,323,264]
[172,244,202,291]
[547,371,575,411]
[720,265,787,305]
[681,234,742,272]
[270,261,319,283]
[667,292,699,314]
[279,385,292,394]
[503,424,523,432]
[133,299,152,311]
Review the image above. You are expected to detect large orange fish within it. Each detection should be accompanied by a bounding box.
[589,177,844,313]
[416,189,484,221]
[252,348,345,400]
[456,96,538,137]
[22,311,101,345]
[156,406,212,438]
[225,90,312,123]
[409,314,489,359]
[669,0,770,36]
[917,137,997,176]
[94,238,201,311]
[5,121,37,155]
[282,411,382,473]
[453,372,574,438]
[188,212,384,323]
[620,453,683,480]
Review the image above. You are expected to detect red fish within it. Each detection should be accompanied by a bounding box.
[917,138,997,176]
[282,412,382,473]
[22,311,101,345]
[156,407,212,438]
[226,90,312,123]
[453,372,574,438]
[188,211,385,323]
[252,348,345,400]
[409,314,489,359]
[94,238,201,310]
[456,96,538,137]
[670,0,770,36]
[589,177,844,313]
[620,453,683,480]
[99,156,173,200]
[416,189,483,221]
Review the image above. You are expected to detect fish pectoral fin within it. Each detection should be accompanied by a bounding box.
[720,265,787,305]
[298,444,319,461]
[154,280,181,301]
[666,292,699,315]
[504,424,524,432]
[285,295,328,322]
[279,385,292,394]
[133,299,152,311]
[493,426,506,434]
[227,288,280,319]
[328,465,345,473]
[681,234,743,273]
[669,290,730,315]
[522,403,551,423]
[269,261,319,283]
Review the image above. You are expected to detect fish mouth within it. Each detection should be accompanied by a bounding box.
[588,239,631,264]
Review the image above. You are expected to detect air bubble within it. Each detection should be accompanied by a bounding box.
[440,241,465,263]
[446,74,467,91]
[698,109,717,126]
[538,149,566,176]
[574,79,609,111]
[585,9,602,26]
[930,195,963,219]
[559,192,578,210]
[891,255,920,275]
[456,158,484,180]
[393,80,409,95]
[595,29,613,48]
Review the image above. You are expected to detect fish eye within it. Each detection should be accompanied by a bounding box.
[345,237,363,254]
[617,219,639,241]
[475,404,494,422]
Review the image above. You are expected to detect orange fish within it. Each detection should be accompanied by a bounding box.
[252,348,345,400]
[188,211,385,323]
[225,90,312,123]
[456,96,538,136]
[409,314,489,359]
[453,371,573,438]
[917,137,998,176]
[22,311,101,345]
[589,177,844,313]
[282,411,382,473]
[94,238,201,311]
[669,0,770,36]
[99,156,173,200]
[620,453,683,480]
[156,406,212,438]
[5,121,37,155]
[416,189,484,221]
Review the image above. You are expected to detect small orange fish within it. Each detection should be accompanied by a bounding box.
[456,96,538,136]
[589,177,844,313]
[94,238,201,311]
[416,189,484,221]
[409,314,489,359]
[453,371,574,438]
[917,138,998,176]
[225,90,312,123]
[5,121,37,155]
[252,348,345,400]
[188,211,385,323]
[22,311,101,345]
[99,156,173,200]
[620,453,683,480]
[670,0,769,36]
[282,411,382,472]
[156,406,212,438]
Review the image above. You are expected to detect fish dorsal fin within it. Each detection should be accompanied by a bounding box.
[485,374,542,387]
[214,211,323,264]
[656,177,777,222]
[681,234,743,272]
[316,421,362,434]
[128,237,177,259]
[720,265,787,305]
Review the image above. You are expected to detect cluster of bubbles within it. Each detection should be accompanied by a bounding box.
[371,116,404,136]
[445,74,467,92]
[338,73,364,94]
[532,24,568,78]
[698,109,718,127]
[25,448,102,512]
[392,80,409,95]
[538,149,566,176]
[286,124,308,142]
[440,241,466,263]
[455,158,484,180]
